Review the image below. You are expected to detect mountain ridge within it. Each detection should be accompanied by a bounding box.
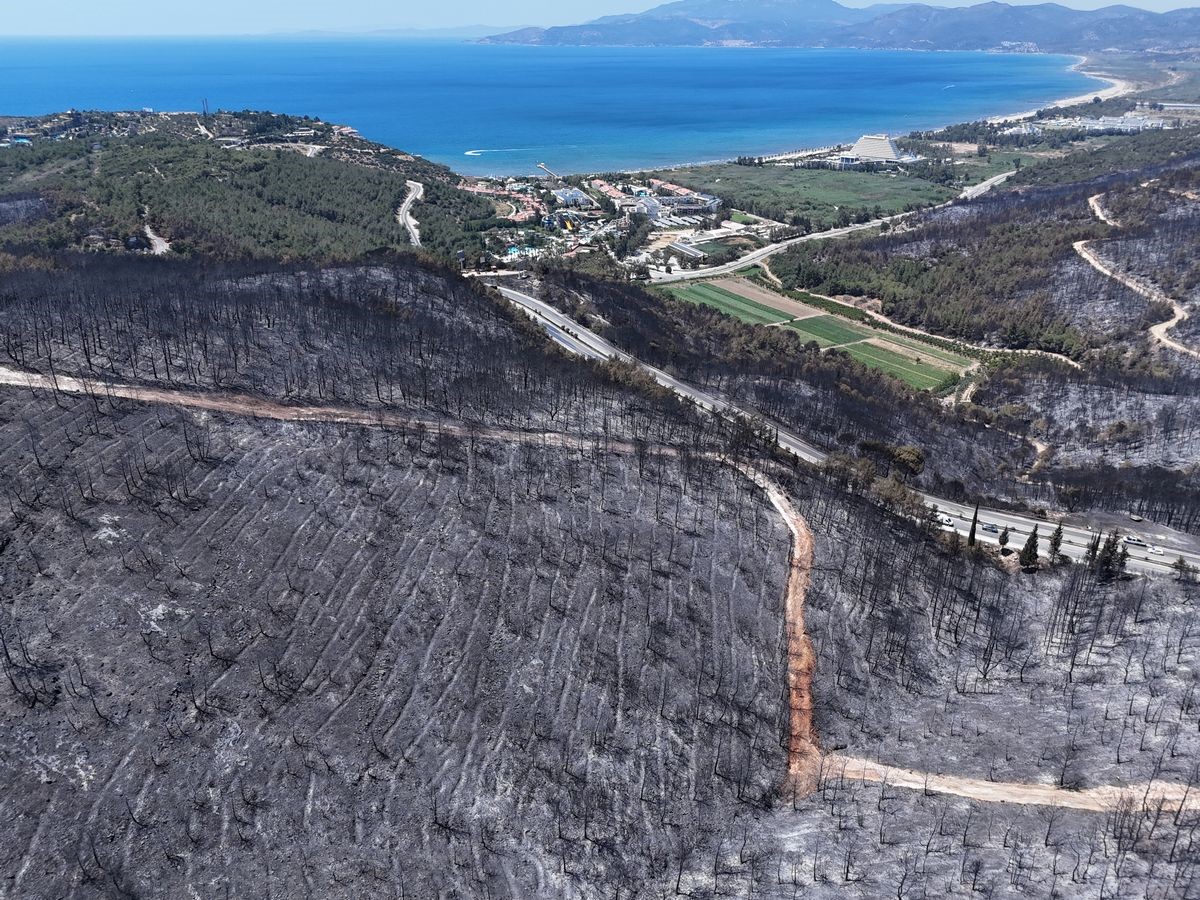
[481,0,1200,51]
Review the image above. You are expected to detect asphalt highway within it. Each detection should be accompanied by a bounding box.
[650,170,1017,285]
[499,285,1200,577]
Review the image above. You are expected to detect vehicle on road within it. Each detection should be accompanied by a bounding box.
[1150,545,1165,555]
[1125,535,1147,546]
[982,523,999,534]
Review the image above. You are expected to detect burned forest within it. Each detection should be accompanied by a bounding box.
[2,108,1200,900]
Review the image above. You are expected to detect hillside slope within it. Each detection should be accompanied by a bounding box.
[485,0,1200,50]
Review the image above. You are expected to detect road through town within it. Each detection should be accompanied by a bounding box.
[651,170,1016,285]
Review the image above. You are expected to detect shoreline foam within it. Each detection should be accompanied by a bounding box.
[501,53,1120,177]
[984,57,1135,125]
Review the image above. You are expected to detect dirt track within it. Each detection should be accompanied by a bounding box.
[735,465,819,793]
[2,362,1193,814]
[0,365,611,451]
[828,755,1200,813]
[713,278,1081,372]
[1077,193,1200,361]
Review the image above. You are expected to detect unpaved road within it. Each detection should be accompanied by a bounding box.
[144,223,171,255]
[736,465,818,793]
[0,365,595,450]
[3,360,1196,813]
[1087,192,1120,227]
[142,207,171,255]
[710,277,1081,371]
[0,358,820,786]
[827,756,1200,814]
[1077,193,1199,361]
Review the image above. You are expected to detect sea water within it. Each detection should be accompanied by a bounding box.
[0,39,1102,176]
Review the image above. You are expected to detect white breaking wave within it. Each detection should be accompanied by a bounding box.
[465,148,531,156]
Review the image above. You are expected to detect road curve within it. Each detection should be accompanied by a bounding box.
[3,324,1191,813]
[500,286,1200,813]
[1077,192,1199,361]
[398,180,424,247]
[735,464,819,793]
[497,286,1200,577]
[652,170,1016,285]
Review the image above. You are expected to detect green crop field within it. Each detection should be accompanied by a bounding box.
[843,342,951,390]
[785,315,870,347]
[662,278,970,391]
[662,283,790,326]
[868,330,973,368]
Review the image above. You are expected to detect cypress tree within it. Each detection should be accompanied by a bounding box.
[968,503,979,548]
[1098,530,1120,581]
[1049,523,1064,563]
[1019,525,1040,570]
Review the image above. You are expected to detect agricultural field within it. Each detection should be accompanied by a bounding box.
[656,163,957,228]
[785,313,868,347]
[661,277,973,390]
[659,281,791,326]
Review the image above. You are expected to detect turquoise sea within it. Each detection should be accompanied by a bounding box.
[0,40,1102,175]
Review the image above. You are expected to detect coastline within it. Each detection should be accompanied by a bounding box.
[984,57,1135,125]
[477,54,1127,177]
[662,56,1131,176]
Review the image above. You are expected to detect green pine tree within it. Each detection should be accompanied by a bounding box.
[1049,523,1064,563]
[1019,525,1040,570]
[1098,531,1120,581]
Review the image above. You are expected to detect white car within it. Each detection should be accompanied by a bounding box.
[1149,545,1165,556]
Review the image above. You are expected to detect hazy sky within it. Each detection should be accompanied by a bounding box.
[4,0,1194,35]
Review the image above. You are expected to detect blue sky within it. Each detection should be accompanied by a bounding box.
[4,0,1192,35]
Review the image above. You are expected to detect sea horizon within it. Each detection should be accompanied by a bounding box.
[0,40,1106,176]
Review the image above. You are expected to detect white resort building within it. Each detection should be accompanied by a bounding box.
[837,134,920,168]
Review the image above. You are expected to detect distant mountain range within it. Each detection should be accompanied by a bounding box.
[482,0,1200,51]
[286,25,528,40]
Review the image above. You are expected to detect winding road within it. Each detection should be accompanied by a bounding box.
[1,340,1192,813]
[1077,192,1199,361]
[498,285,1200,578]
[651,170,1016,285]
[398,180,424,247]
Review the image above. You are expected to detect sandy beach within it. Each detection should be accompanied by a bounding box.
[986,58,1137,124]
